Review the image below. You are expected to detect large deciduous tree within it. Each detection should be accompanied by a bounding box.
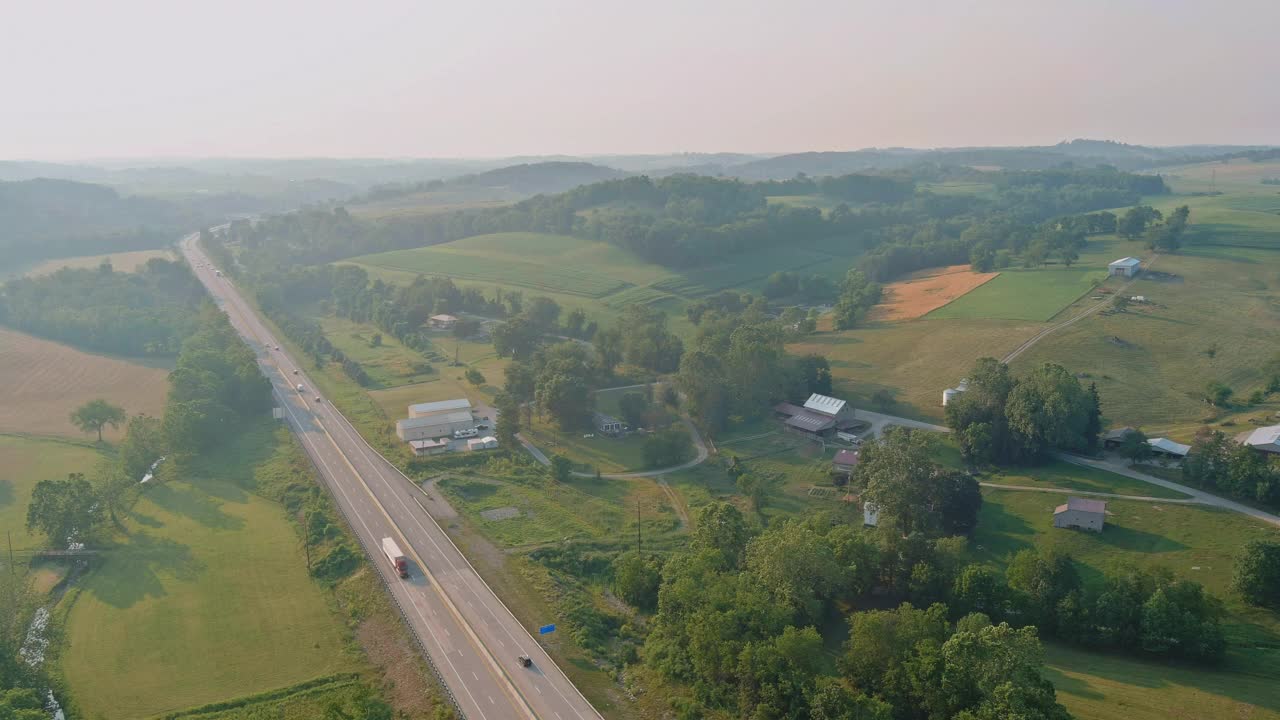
[26,473,100,545]
[70,399,126,442]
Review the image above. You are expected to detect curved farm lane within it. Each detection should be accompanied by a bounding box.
[1002,254,1159,364]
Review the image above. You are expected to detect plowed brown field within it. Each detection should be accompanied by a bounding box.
[870,264,999,321]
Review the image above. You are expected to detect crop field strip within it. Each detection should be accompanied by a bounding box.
[351,249,630,298]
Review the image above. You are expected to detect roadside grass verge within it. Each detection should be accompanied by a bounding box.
[316,314,439,388]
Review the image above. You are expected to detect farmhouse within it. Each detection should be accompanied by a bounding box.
[1108,257,1142,278]
[1236,424,1280,455]
[594,412,624,435]
[832,449,860,475]
[409,398,472,418]
[1053,497,1106,532]
[1102,426,1138,449]
[428,314,457,330]
[1147,437,1190,459]
[775,393,857,438]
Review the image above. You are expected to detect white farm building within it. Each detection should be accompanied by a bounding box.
[1108,257,1142,278]
[1053,497,1106,532]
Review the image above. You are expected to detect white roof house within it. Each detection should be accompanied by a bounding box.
[1109,257,1142,270]
[1238,425,1280,454]
[409,398,472,418]
[1053,497,1107,532]
[396,411,476,442]
[804,393,848,417]
[1147,437,1191,457]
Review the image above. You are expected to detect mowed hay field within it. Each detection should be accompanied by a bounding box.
[869,264,999,321]
[1014,232,1280,437]
[0,436,105,551]
[62,478,353,718]
[21,248,175,277]
[788,319,1041,421]
[0,328,170,440]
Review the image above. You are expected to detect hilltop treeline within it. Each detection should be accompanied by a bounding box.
[0,179,203,269]
[0,257,205,355]
[218,166,1168,282]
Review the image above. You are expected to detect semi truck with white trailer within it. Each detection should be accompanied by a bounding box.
[381,537,409,578]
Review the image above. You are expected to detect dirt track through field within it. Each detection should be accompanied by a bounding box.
[870,265,999,322]
[0,328,170,440]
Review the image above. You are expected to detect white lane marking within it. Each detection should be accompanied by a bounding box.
[535,686,542,695]
[196,250,551,720]
[473,672,479,681]
[206,265,495,720]
[321,407,593,717]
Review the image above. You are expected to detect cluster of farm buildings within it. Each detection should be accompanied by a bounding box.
[394,398,498,455]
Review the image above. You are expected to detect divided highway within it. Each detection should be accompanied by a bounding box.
[180,234,602,720]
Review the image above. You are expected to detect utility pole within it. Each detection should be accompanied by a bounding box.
[7,531,13,575]
[636,503,641,555]
[455,342,460,367]
[303,512,312,571]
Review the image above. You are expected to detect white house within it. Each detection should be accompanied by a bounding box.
[1053,497,1106,532]
[1108,257,1142,278]
[863,501,879,528]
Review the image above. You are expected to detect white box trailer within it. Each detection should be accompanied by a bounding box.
[381,537,408,578]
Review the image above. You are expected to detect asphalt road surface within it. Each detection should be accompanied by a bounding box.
[180,234,601,720]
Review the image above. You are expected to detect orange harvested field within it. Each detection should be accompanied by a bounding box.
[0,328,170,440]
[870,265,999,321]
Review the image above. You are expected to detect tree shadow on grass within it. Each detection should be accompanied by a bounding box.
[1040,665,1107,701]
[145,483,245,531]
[0,479,13,508]
[127,509,164,529]
[1094,522,1188,554]
[90,532,204,608]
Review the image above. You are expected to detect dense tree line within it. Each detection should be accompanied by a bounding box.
[946,358,1101,466]
[1181,428,1280,509]
[950,547,1225,664]
[215,167,1167,285]
[0,178,204,269]
[0,258,205,356]
[163,306,273,454]
[677,300,832,434]
[640,496,1068,719]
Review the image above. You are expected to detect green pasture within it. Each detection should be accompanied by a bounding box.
[1013,247,1280,437]
[972,489,1280,642]
[927,267,1108,321]
[982,459,1191,499]
[0,435,105,552]
[61,436,353,719]
[317,315,439,388]
[1044,643,1280,720]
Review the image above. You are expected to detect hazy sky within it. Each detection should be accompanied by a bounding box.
[3,0,1277,160]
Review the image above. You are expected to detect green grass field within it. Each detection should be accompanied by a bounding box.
[927,267,1107,321]
[60,438,354,719]
[0,435,106,551]
[1043,643,1280,720]
[972,489,1280,643]
[317,315,441,388]
[981,459,1191,499]
[788,318,1042,421]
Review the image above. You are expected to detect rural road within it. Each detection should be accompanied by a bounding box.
[1055,453,1280,528]
[1001,254,1157,364]
[182,234,602,720]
